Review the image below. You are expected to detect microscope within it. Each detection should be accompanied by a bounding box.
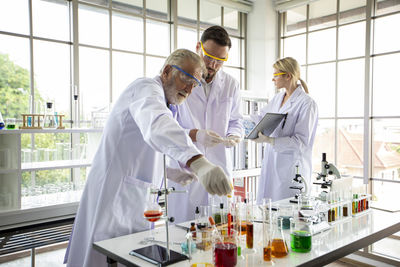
[289,165,310,203]
[314,153,341,188]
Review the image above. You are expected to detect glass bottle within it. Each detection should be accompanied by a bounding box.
[43,102,58,129]
[271,217,289,258]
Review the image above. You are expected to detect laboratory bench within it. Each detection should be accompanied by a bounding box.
[93,208,400,267]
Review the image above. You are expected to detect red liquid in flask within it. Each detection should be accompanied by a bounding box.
[144,210,163,222]
[214,242,237,267]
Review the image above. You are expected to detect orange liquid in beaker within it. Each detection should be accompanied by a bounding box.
[271,239,288,258]
[240,221,247,235]
[263,246,272,261]
[144,210,163,222]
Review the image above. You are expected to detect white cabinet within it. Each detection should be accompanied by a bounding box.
[0,128,102,227]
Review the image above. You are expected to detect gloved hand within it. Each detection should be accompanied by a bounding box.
[253,132,275,145]
[166,167,198,186]
[224,135,242,148]
[196,129,224,147]
[189,157,232,196]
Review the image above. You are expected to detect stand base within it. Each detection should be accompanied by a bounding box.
[129,244,188,266]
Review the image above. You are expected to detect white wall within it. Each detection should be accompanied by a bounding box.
[246,0,278,99]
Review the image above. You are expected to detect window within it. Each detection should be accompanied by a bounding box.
[280,0,400,262]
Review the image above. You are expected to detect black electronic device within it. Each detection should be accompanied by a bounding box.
[245,112,287,139]
[129,244,188,266]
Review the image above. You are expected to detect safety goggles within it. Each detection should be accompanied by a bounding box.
[171,65,202,87]
[200,41,228,65]
[273,72,286,77]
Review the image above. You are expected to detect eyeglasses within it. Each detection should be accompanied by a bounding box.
[200,41,228,65]
[273,72,286,77]
[171,65,202,87]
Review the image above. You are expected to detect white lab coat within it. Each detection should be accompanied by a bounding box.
[256,85,318,203]
[65,76,201,267]
[168,70,243,223]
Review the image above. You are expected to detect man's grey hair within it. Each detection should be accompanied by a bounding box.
[161,49,206,77]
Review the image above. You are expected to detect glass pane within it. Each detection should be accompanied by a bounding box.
[376,0,400,16]
[112,12,143,52]
[80,0,109,7]
[285,5,307,36]
[372,119,400,181]
[312,119,335,173]
[374,14,400,54]
[309,0,337,31]
[222,67,240,83]
[177,26,197,52]
[79,4,109,48]
[338,22,365,59]
[32,0,70,41]
[283,34,306,66]
[372,238,400,260]
[178,0,197,23]
[308,62,335,117]
[0,35,30,119]
[200,1,221,26]
[372,53,400,116]
[0,0,29,35]
[146,20,170,56]
[112,51,143,101]
[339,0,366,24]
[112,0,142,15]
[33,40,71,123]
[224,7,238,31]
[146,56,165,78]
[146,0,168,21]
[337,59,364,117]
[308,28,336,64]
[226,37,240,67]
[79,47,110,125]
[372,180,400,211]
[337,119,364,176]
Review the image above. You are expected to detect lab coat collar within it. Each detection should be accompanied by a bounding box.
[279,85,304,113]
[154,75,169,106]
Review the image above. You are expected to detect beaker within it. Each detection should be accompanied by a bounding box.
[5,118,16,129]
[212,228,238,267]
[290,218,312,253]
[271,217,289,258]
[43,102,58,129]
[277,203,294,230]
[0,111,4,129]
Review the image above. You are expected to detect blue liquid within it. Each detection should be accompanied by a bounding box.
[0,122,4,130]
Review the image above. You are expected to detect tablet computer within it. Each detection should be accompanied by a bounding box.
[245,113,287,139]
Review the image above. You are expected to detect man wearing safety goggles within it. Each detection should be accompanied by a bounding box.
[168,26,244,224]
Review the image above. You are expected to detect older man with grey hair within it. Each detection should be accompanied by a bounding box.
[65,49,232,267]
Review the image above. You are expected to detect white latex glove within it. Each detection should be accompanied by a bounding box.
[196,129,224,147]
[167,167,198,186]
[224,135,242,148]
[190,157,232,196]
[253,132,275,145]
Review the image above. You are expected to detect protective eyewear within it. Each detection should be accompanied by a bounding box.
[273,72,286,76]
[200,41,228,65]
[171,65,202,87]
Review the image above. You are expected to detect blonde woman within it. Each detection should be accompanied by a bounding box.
[253,57,318,202]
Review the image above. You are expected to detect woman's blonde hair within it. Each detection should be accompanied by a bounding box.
[273,57,309,94]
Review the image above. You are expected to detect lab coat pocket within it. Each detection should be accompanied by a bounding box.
[112,176,153,234]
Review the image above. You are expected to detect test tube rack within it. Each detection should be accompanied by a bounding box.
[20,114,65,129]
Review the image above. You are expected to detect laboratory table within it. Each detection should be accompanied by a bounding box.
[93,209,400,267]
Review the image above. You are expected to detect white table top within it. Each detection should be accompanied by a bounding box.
[93,209,400,267]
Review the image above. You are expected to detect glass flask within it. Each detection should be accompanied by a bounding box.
[270,217,289,258]
[212,228,238,267]
[0,111,4,129]
[277,203,294,230]
[143,186,163,241]
[290,218,312,253]
[43,102,58,129]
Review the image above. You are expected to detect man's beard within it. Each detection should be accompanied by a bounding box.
[205,67,216,81]
[164,80,186,105]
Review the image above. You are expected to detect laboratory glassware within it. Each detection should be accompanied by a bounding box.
[43,102,58,129]
[212,228,238,267]
[0,111,4,129]
[271,217,289,258]
[262,198,272,262]
[143,186,163,241]
[277,203,294,230]
[290,218,312,253]
[5,118,16,129]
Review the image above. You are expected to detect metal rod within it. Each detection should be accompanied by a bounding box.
[31,247,35,267]
[163,154,170,260]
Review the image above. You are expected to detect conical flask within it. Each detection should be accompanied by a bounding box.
[270,217,289,258]
[0,111,4,130]
[43,102,58,129]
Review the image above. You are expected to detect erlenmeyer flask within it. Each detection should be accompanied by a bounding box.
[270,217,289,258]
[43,102,58,129]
